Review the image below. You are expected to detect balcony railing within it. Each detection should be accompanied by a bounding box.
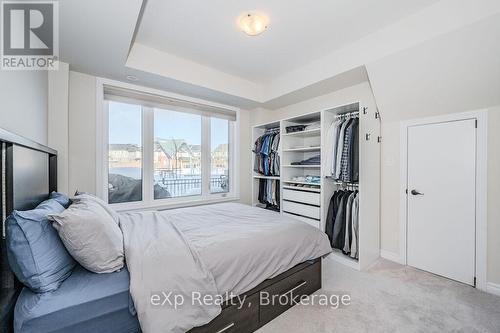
[108,170,229,204]
[155,174,228,197]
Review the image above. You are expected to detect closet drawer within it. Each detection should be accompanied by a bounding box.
[282,201,320,220]
[189,294,259,333]
[283,212,320,229]
[259,260,321,325]
[283,189,320,206]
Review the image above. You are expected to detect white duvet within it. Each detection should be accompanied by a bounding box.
[119,203,331,333]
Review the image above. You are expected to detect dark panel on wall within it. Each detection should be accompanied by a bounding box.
[11,145,49,211]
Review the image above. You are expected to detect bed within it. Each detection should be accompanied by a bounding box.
[0,128,331,333]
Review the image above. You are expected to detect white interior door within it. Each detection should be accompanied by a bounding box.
[407,119,476,286]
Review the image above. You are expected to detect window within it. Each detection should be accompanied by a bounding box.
[102,85,237,209]
[211,118,229,194]
[154,108,202,199]
[108,102,142,204]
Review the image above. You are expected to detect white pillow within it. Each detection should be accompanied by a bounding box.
[71,193,120,223]
[49,197,124,273]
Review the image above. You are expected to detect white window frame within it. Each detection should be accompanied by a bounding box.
[96,78,240,212]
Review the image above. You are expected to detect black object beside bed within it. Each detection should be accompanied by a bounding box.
[0,127,323,333]
[0,128,57,333]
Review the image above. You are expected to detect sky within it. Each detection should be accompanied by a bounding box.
[108,101,228,149]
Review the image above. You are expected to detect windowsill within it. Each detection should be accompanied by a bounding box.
[111,195,240,213]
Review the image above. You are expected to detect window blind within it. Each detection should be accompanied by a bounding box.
[103,85,237,121]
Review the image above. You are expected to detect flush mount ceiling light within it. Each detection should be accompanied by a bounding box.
[238,12,269,36]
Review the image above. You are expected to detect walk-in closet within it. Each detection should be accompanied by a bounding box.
[251,101,380,270]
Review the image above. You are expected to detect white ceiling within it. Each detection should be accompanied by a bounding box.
[136,0,440,84]
[58,0,500,109]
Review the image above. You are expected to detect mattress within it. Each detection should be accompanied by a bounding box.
[14,265,140,333]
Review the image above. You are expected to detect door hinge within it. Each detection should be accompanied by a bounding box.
[375,111,380,119]
[474,276,477,287]
[362,107,368,115]
[475,119,478,128]
[377,136,382,143]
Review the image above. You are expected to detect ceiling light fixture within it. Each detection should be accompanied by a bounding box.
[238,12,269,36]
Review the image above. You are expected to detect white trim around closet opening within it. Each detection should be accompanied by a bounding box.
[399,110,488,292]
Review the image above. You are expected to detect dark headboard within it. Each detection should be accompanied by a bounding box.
[0,128,57,332]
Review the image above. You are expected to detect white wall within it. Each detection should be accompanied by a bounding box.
[238,108,252,205]
[251,82,376,126]
[366,13,500,284]
[68,71,97,195]
[487,107,500,288]
[0,71,48,144]
[48,63,70,194]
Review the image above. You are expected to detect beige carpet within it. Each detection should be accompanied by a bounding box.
[257,258,500,333]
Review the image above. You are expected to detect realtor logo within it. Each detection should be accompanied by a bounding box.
[1,1,58,70]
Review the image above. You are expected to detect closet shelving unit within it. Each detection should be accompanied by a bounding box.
[280,112,322,229]
[251,101,380,271]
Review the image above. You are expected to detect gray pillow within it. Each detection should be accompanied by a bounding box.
[49,197,124,273]
[72,193,120,223]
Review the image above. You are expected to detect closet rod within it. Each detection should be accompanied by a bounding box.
[264,127,280,133]
[334,111,359,119]
[325,177,359,186]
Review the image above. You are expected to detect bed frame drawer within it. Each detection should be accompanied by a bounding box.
[282,200,320,220]
[189,294,259,333]
[282,189,320,206]
[259,260,321,325]
[188,259,322,333]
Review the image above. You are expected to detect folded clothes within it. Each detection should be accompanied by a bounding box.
[305,175,321,184]
[291,155,321,165]
[286,125,307,133]
[290,175,321,184]
[305,121,321,130]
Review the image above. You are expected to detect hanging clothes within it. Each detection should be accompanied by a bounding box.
[350,194,359,259]
[325,116,359,182]
[253,130,280,176]
[258,179,280,211]
[325,119,343,177]
[325,189,359,258]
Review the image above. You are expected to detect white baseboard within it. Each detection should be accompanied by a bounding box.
[380,249,403,264]
[486,282,500,297]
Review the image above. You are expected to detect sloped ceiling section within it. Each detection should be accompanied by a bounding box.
[367,12,500,121]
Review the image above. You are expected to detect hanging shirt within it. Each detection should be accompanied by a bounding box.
[325,119,341,177]
[326,191,341,244]
[332,191,352,249]
[334,119,352,179]
[341,119,356,182]
[350,194,359,259]
[348,119,359,182]
[343,192,356,254]
[331,119,344,176]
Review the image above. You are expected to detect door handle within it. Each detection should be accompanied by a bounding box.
[411,189,424,196]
